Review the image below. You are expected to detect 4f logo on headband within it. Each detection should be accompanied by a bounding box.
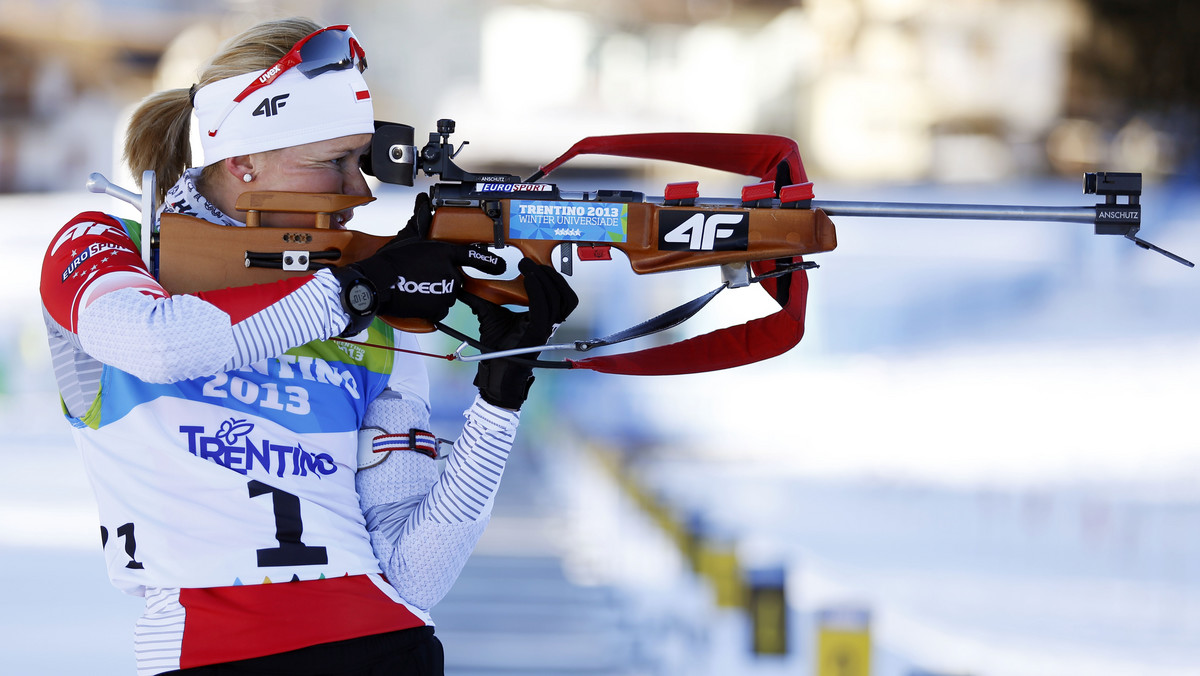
[253,93,290,118]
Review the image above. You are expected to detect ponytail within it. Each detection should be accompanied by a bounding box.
[123,87,194,205]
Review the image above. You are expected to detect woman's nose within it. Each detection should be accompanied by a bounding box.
[345,168,372,198]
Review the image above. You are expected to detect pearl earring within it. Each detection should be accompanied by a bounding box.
[242,173,253,183]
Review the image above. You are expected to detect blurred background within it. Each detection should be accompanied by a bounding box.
[1,0,1197,675]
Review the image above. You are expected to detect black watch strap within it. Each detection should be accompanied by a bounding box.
[330,265,379,337]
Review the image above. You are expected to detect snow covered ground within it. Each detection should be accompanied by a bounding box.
[1,175,1197,675]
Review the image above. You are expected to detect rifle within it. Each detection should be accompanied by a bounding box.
[87,119,1191,376]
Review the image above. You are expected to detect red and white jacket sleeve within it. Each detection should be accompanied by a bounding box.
[40,212,351,384]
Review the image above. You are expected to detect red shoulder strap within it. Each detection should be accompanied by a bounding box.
[535,132,811,376]
[533,132,807,184]
[567,257,808,375]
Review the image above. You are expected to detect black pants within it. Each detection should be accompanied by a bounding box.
[163,628,443,676]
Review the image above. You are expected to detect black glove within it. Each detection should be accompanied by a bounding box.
[331,193,505,335]
[459,258,579,410]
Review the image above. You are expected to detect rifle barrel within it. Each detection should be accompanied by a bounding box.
[628,193,1099,225]
[812,201,1096,224]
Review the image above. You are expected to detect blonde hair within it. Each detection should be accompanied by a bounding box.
[123,17,322,204]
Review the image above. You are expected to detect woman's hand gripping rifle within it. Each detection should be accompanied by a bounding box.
[329,193,505,336]
[459,259,578,409]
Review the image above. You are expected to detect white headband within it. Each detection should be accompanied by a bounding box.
[193,66,374,165]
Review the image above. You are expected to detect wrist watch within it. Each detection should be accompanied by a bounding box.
[330,266,379,337]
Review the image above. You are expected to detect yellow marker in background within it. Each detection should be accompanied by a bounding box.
[746,566,788,655]
[816,606,871,676]
[695,530,743,608]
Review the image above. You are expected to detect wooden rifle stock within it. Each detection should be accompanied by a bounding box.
[156,191,839,334]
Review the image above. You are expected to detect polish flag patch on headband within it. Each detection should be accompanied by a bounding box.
[194,66,375,166]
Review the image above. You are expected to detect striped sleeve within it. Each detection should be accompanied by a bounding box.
[218,270,349,368]
[418,400,519,524]
[74,271,349,384]
[133,588,185,676]
[360,395,521,610]
[42,211,352,384]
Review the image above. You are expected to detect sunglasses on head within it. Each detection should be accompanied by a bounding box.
[207,25,368,137]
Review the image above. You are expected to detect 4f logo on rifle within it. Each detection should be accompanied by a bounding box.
[658,210,750,251]
[253,93,290,118]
